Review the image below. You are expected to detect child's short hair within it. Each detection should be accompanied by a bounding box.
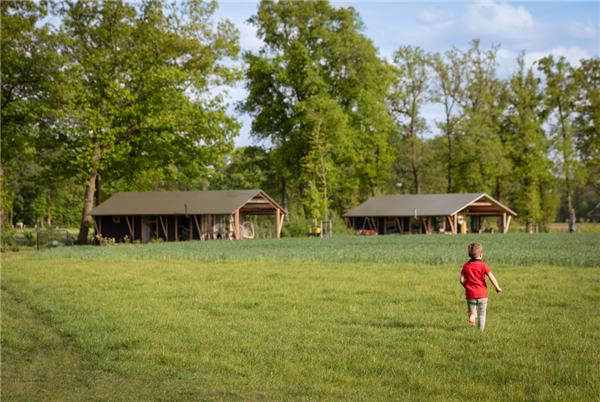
[468,243,483,259]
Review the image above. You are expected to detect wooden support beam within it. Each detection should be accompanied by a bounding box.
[276,208,280,239]
[371,217,379,233]
[194,215,203,241]
[279,213,284,238]
[125,216,134,240]
[395,217,402,233]
[502,212,506,234]
[448,215,455,234]
[470,202,493,207]
[235,210,240,240]
[159,216,168,241]
[504,215,511,234]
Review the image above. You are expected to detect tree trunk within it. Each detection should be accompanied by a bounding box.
[323,181,328,222]
[447,134,453,193]
[281,174,288,221]
[96,175,102,206]
[370,183,378,198]
[496,176,502,202]
[78,169,98,244]
[566,179,573,230]
[412,138,420,194]
[0,161,4,229]
[46,190,52,228]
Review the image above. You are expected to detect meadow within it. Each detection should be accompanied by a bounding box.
[2,233,599,401]
[25,232,600,268]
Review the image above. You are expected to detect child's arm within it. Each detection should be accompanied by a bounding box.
[460,274,467,288]
[487,272,502,293]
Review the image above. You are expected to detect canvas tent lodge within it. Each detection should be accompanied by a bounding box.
[343,193,517,235]
[88,190,287,244]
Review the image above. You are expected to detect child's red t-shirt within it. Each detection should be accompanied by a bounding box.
[461,259,491,299]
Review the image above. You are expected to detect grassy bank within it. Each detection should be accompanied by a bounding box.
[26,232,600,268]
[2,255,599,401]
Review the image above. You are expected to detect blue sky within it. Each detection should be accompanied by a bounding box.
[210,1,599,146]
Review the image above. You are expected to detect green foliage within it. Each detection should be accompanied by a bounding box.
[539,55,587,228]
[504,54,557,229]
[238,0,394,211]
[388,46,431,194]
[52,0,242,243]
[573,58,600,190]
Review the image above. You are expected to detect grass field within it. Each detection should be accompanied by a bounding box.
[25,233,600,268]
[2,234,599,401]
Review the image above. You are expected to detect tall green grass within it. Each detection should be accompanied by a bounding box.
[2,258,599,401]
[27,233,600,267]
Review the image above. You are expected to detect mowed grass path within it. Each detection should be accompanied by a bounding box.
[2,250,599,401]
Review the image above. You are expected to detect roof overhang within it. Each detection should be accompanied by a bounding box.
[88,190,287,217]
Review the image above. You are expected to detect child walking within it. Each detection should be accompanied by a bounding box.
[460,243,502,331]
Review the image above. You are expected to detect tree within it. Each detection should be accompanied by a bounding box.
[452,41,509,195]
[539,55,584,229]
[53,0,241,243]
[388,46,431,194]
[302,120,333,221]
[431,48,463,193]
[573,58,600,192]
[1,0,61,228]
[504,54,554,229]
[238,0,394,214]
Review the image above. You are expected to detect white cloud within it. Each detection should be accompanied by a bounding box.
[524,46,592,68]
[568,20,598,39]
[464,2,541,40]
[416,7,455,25]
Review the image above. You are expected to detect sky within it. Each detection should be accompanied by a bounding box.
[209,1,600,146]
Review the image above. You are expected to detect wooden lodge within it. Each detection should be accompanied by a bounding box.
[343,193,517,235]
[88,190,287,244]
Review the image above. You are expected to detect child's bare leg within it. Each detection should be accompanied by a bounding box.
[477,298,488,331]
[467,299,477,326]
[469,310,477,326]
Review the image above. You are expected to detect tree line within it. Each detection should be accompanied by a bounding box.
[2,0,599,242]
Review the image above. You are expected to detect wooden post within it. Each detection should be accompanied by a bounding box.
[194,216,203,241]
[159,216,168,241]
[502,212,506,234]
[279,214,284,238]
[504,214,511,234]
[428,216,431,234]
[126,216,134,240]
[276,208,280,239]
[453,215,458,234]
[235,210,240,240]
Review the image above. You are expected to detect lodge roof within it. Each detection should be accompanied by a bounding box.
[342,193,517,218]
[88,190,287,216]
